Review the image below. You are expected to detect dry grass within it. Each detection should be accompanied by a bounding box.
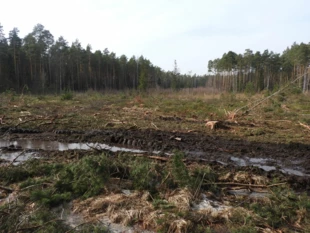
[166,188,192,212]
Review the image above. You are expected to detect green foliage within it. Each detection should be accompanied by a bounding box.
[244,82,256,95]
[250,187,310,228]
[0,204,70,233]
[138,68,147,92]
[152,199,175,210]
[277,92,286,102]
[55,154,111,198]
[30,189,71,207]
[130,157,157,191]
[192,165,219,193]
[0,165,30,183]
[288,85,302,94]
[61,90,74,100]
[171,151,191,188]
[230,226,258,233]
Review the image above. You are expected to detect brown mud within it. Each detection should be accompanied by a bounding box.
[1,126,310,193]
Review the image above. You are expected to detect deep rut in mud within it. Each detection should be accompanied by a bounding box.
[1,126,310,179]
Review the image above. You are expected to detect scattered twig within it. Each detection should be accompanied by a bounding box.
[161,172,171,185]
[86,143,108,152]
[133,154,169,162]
[8,150,25,166]
[151,122,158,129]
[20,182,53,191]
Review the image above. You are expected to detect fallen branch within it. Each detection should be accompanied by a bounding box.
[8,150,25,166]
[0,185,14,193]
[20,182,53,191]
[299,121,310,131]
[151,122,158,129]
[234,72,310,116]
[203,182,286,188]
[133,154,169,161]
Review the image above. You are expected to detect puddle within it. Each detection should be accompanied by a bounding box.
[230,156,309,177]
[0,151,39,165]
[0,139,164,165]
[0,140,149,153]
[256,165,276,172]
[280,168,305,176]
[0,140,308,177]
[230,156,247,166]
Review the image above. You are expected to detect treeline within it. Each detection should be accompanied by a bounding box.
[208,42,310,93]
[1,23,310,94]
[0,23,207,93]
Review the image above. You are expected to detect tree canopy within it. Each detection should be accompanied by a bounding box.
[0,23,309,94]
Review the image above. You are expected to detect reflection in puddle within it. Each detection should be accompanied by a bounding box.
[0,151,39,165]
[280,168,305,176]
[257,165,276,172]
[229,156,308,177]
[0,139,148,153]
[0,140,308,177]
[230,156,247,166]
[0,139,161,165]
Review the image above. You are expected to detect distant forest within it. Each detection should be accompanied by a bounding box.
[0,23,309,94]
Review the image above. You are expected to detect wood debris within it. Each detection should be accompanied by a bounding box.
[299,121,310,131]
[205,121,219,130]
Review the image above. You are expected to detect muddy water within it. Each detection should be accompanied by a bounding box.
[0,139,308,177]
[0,139,148,153]
[0,139,152,165]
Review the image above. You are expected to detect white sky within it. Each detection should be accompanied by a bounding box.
[1,0,310,75]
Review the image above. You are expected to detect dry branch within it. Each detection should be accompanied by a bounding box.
[133,154,169,161]
[0,185,14,193]
[203,182,286,188]
[299,122,310,131]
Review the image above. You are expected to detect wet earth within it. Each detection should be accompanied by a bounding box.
[1,125,310,232]
[1,126,310,183]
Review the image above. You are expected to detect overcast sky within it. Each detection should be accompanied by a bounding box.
[1,0,310,75]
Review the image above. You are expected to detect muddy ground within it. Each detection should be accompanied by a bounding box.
[1,125,310,192]
[1,93,310,232]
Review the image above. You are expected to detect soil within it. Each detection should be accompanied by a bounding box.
[1,126,310,192]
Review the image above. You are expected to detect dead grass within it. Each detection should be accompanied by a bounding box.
[2,90,310,145]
